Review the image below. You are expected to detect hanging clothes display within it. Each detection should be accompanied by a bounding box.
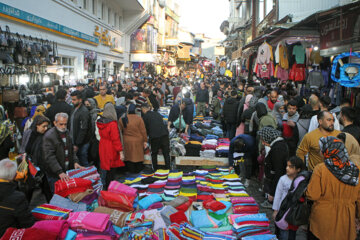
[289,64,306,82]
[310,49,323,65]
[292,44,305,64]
[274,41,289,82]
[253,42,274,80]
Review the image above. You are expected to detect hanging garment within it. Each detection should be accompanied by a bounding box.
[256,42,273,65]
[292,44,305,64]
[306,70,324,89]
[254,61,275,79]
[289,64,306,82]
[275,42,289,69]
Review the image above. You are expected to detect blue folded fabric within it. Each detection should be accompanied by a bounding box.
[49,194,87,212]
[139,194,162,209]
[242,234,277,240]
[191,210,222,228]
[235,213,269,223]
[190,134,204,142]
[209,200,232,215]
[64,229,77,240]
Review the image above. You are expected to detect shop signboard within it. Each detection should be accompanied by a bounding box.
[320,12,360,50]
[232,48,242,60]
[214,46,225,56]
[0,2,99,45]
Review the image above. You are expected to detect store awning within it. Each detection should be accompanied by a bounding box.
[242,28,285,50]
[130,53,158,63]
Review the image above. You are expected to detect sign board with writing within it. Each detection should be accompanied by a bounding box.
[0,2,99,45]
[320,13,360,50]
[214,46,225,56]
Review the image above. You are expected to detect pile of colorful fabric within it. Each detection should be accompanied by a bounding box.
[2,167,277,240]
[216,138,230,157]
[66,166,103,193]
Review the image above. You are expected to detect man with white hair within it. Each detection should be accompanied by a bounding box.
[0,159,35,237]
[43,112,83,192]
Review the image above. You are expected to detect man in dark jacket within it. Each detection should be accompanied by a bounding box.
[168,95,194,134]
[340,107,360,144]
[195,82,209,116]
[70,90,91,167]
[42,112,82,192]
[228,134,255,187]
[222,90,239,139]
[0,159,35,237]
[141,103,170,171]
[45,89,73,123]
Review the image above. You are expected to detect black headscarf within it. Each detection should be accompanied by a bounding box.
[256,102,268,119]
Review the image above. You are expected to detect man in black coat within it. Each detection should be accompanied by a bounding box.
[0,159,35,237]
[42,112,82,192]
[195,82,209,116]
[222,90,239,139]
[70,90,91,167]
[141,103,170,171]
[45,89,73,123]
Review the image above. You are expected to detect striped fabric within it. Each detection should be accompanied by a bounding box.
[31,204,72,220]
[180,223,237,240]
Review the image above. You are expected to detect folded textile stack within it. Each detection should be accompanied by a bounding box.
[98,190,135,212]
[54,178,93,198]
[202,139,218,150]
[31,204,72,220]
[230,213,271,239]
[200,149,216,158]
[216,138,230,157]
[222,175,249,198]
[67,211,117,239]
[108,181,137,197]
[231,197,259,214]
[185,141,202,156]
[66,166,103,193]
[170,139,186,156]
[163,171,183,201]
[206,134,219,140]
[94,206,129,227]
[31,220,69,239]
[194,115,204,121]
[180,223,237,240]
[190,134,205,142]
[1,228,58,240]
[242,234,278,240]
[211,126,223,137]
[179,175,197,200]
[50,194,87,212]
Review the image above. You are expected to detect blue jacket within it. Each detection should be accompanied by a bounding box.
[228,134,255,166]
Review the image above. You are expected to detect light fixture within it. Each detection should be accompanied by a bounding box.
[19,74,29,85]
[108,76,113,82]
[57,69,65,77]
[84,70,88,76]
[313,46,319,51]
[43,75,50,84]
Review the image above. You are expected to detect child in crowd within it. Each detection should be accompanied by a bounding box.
[272,156,304,240]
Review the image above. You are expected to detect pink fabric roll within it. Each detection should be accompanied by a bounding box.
[67,211,110,232]
[108,181,137,197]
[230,197,256,204]
[31,220,69,240]
[214,230,234,236]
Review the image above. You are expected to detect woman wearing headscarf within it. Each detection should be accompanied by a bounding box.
[119,104,147,173]
[20,115,52,202]
[258,126,289,209]
[96,103,124,188]
[272,102,285,129]
[236,94,253,136]
[337,132,360,166]
[306,136,360,240]
[23,105,46,132]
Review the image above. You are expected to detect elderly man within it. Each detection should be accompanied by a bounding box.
[297,111,341,171]
[0,159,35,237]
[94,84,115,109]
[43,112,83,192]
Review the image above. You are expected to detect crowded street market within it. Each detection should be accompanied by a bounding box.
[0,0,360,239]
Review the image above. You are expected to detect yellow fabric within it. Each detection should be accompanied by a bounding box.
[124,177,142,184]
[155,169,170,174]
[32,105,46,120]
[215,198,231,202]
[179,192,197,197]
[229,193,249,197]
[278,44,289,69]
[0,179,10,182]
[94,94,115,109]
[182,176,195,181]
[266,42,274,61]
[187,141,202,145]
[221,174,240,179]
[296,128,341,171]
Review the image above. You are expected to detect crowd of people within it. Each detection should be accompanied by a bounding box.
[1,74,360,239]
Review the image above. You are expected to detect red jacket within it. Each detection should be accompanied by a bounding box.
[96,118,124,171]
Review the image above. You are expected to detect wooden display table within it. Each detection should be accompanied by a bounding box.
[144,155,228,166]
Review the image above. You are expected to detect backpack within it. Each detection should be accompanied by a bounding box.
[275,171,312,230]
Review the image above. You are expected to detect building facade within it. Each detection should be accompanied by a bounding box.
[0,0,148,85]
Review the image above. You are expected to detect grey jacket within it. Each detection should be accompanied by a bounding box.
[42,127,78,178]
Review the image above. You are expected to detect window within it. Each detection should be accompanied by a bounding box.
[114,13,117,27]
[83,0,87,9]
[101,3,105,20]
[108,8,111,24]
[258,0,264,23]
[92,0,96,14]
[265,0,273,16]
